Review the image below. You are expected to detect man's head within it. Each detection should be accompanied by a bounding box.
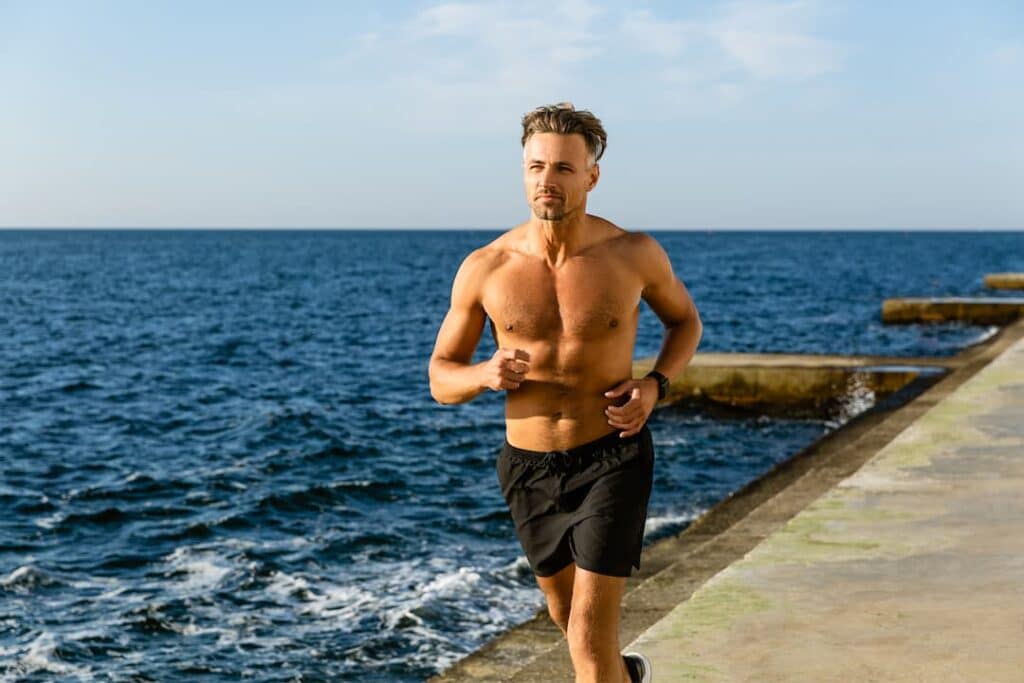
[520,102,607,222]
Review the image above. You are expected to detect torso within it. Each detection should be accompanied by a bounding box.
[480,217,646,451]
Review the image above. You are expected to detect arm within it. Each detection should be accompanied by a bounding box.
[428,250,489,405]
[637,234,703,388]
[428,249,533,405]
[603,234,704,436]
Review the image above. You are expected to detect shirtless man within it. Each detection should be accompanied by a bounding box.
[428,103,702,683]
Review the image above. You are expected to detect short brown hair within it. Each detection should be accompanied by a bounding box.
[521,102,607,166]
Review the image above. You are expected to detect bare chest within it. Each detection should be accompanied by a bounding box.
[483,258,641,340]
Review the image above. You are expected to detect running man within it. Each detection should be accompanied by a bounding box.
[428,103,702,683]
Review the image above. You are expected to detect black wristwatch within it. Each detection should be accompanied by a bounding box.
[644,370,669,401]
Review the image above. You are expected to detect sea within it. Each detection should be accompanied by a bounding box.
[1,229,1021,682]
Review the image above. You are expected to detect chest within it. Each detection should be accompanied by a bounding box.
[483,258,641,339]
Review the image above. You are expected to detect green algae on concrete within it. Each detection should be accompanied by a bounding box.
[623,334,1024,682]
[657,572,773,638]
[740,492,915,568]
[624,571,772,682]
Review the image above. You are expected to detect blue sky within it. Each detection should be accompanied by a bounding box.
[2,1,1022,229]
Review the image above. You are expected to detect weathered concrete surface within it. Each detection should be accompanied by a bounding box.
[625,334,1024,681]
[633,354,951,416]
[984,272,1024,290]
[882,296,1024,324]
[429,319,1024,683]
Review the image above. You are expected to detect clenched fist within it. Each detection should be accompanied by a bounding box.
[480,348,531,392]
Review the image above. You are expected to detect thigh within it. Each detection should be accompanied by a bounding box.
[535,561,575,609]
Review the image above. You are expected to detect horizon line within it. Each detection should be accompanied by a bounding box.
[1,226,1022,232]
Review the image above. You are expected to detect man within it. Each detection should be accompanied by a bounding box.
[428,103,702,683]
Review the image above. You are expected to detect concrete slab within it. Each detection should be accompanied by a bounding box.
[625,336,1024,682]
[633,354,949,416]
[882,297,1024,324]
[985,273,1024,290]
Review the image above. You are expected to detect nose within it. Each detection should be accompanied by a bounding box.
[537,169,558,193]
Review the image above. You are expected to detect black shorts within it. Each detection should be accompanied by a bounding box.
[495,424,655,578]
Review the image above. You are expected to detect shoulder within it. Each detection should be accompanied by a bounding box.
[606,227,673,293]
[622,229,666,258]
[452,228,520,289]
[588,219,668,266]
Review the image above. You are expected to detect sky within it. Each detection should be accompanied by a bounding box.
[2,1,1022,229]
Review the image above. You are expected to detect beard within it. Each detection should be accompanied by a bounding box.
[531,197,569,221]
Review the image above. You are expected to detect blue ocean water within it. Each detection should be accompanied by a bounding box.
[1,229,1021,681]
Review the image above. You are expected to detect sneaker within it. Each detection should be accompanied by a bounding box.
[622,651,652,683]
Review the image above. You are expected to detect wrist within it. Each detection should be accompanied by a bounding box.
[474,362,489,392]
[644,370,669,400]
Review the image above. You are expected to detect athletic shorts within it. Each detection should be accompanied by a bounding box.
[495,423,655,578]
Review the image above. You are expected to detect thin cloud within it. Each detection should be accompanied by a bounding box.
[335,0,842,123]
[621,10,698,59]
[711,0,842,80]
[346,0,605,126]
[621,0,842,83]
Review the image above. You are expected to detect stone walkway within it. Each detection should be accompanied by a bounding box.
[624,336,1024,681]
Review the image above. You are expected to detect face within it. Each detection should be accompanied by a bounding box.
[522,132,599,222]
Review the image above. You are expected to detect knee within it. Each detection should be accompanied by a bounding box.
[547,601,571,636]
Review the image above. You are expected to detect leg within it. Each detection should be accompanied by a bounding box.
[535,561,575,637]
[566,565,630,683]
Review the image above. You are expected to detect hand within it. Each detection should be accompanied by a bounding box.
[480,348,531,392]
[603,377,658,438]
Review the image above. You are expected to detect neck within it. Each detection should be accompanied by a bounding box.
[527,209,589,267]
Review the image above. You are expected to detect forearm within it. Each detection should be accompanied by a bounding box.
[649,315,703,382]
[429,358,487,405]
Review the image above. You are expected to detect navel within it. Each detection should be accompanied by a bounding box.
[550,411,563,420]
[505,323,513,331]
[609,319,619,328]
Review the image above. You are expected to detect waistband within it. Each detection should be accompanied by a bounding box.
[502,424,648,470]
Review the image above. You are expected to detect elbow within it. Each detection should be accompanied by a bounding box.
[428,367,445,404]
[428,362,453,405]
[688,304,704,336]
[430,386,453,405]
[693,316,704,346]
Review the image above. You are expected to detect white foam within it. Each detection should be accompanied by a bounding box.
[0,564,44,587]
[163,546,232,590]
[644,508,704,536]
[966,325,999,346]
[830,371,877,428]
[420,566,482,597]
[2,631,95,681]
[34,509,63,529]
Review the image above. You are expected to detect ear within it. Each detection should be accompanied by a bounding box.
[587,163,600,191]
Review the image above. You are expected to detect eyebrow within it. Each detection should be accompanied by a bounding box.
[526,159,576,168]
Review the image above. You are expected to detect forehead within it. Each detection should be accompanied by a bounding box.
[523,132,589,162]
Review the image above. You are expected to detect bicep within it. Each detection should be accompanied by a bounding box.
[430,253,487,364]
[640,236,700,327]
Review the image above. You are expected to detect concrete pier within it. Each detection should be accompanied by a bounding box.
[881,297,1024,324]
[428,317,1024,682]
[984,272,1024,289]
[633,354,948,417]
[624,327,1024,681]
